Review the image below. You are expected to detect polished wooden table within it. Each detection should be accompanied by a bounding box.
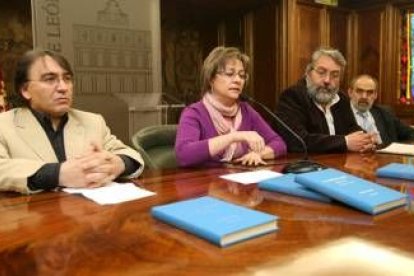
[1,153,414,275]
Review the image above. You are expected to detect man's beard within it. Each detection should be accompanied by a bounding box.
[355,100,372,112]
[306,79,339,105]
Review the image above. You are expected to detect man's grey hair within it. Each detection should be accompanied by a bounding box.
[305,47,347,75]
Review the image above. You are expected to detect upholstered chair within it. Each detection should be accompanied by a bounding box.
[131,124,177,169]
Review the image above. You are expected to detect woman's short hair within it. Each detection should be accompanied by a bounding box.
[11,49,74,107]
[200,46,250,93]
[305,47,347,75]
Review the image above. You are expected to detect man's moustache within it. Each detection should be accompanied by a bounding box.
[317,87,335,94]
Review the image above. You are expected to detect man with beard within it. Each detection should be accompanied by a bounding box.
[275,48,375,153]
[348,74,414,147]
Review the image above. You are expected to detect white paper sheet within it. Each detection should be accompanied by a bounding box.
[63,182,155,205]
[219,169,283,185]
[377,143,414,156]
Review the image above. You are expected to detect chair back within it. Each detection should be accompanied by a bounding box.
[131,124,177,169]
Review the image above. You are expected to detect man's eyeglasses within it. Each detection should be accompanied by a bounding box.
[28,74,74,86]
[312,67,341,80]
[217,70,249,81]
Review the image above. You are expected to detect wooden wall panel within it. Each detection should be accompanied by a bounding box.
[357,8,382,82]
[252,1,277,109]
[329,9,351,88]
[293,4,323,84]
[161,0,218,104]
[381,4,399,106]
[329,10,348,56]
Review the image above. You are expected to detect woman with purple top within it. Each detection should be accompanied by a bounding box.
[175,46,287,167]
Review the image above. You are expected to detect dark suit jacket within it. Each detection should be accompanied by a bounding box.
[370,105,414,146]
[275,78,361,153]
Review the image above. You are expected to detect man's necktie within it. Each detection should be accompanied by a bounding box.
[358,111,382,144]
[358,111,375,133]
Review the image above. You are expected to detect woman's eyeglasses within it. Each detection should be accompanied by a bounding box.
[217,71,249,81]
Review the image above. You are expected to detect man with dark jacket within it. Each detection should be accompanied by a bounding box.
[276,47,375,153]
[348,74,414,147]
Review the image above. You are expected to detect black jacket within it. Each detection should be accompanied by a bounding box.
[275,79,361,153]
[369,105,414,146]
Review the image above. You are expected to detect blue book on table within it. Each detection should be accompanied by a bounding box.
[376,163,414,180]
[151,196,278,247]
[258,174,332,203]
[295,168,407,215]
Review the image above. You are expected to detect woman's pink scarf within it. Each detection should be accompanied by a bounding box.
[203,93,243,162]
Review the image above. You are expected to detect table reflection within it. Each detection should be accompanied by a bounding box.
[0,196,43,233]
[209,181,264,207]
[343,153,379,179]
[253,237,414,275]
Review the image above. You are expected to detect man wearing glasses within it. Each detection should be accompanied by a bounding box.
[0,49,144,194]
[275,47,375,153]
[348,74,414,147]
